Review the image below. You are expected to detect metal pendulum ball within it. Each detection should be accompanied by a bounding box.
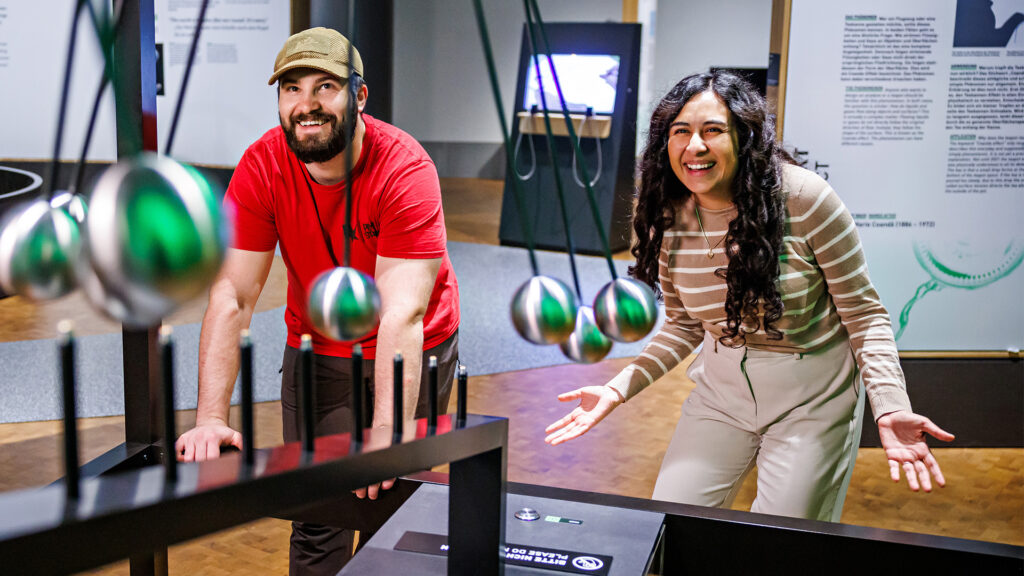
[307,267,381,341]
[0,198,82,300]
[510,275,578,345]
[78,152,227,327]
[560,305,612,364]
[593,277,658,343]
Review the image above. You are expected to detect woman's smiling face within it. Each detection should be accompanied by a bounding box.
[666,90,740,209]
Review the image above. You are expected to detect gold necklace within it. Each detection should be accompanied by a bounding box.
[694,206,725,259]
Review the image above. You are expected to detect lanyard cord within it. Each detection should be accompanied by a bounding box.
[298,159,342,268]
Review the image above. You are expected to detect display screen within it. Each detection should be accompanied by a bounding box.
[522,53,619,115]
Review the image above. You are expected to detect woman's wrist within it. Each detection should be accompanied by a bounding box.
[604,385,626,404]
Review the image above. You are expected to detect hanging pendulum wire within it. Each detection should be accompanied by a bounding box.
[43,0,92,202]
[164,0,212,156]
[70,68,109,196]
[528,0,618,280]
[70,0,125,196]
[571,110,602,189]
[471,0,539,276]
[521,1,582,301]
[513,104,538,181]
[342,0,358,268]
[512,127,537,181]
[894,279,941,341]
[79,0,142,159]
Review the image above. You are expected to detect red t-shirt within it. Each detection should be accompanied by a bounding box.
[225,115,460,358]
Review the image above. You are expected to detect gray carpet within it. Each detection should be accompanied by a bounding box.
[0,241,662,423]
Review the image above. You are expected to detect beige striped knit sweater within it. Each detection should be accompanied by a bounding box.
[607,164,912,420]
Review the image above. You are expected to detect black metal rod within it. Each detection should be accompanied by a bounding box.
[456,365,468,427]
[164,0,211,156]
[300,335,315,453]
[470,0,539,275]
[352,343,364,444]
[427,356,438,430]
[58,321,80,501]
[527,0,619,278]
[159,327,177,483]
[240,330,254,466]
[392,353,403,441]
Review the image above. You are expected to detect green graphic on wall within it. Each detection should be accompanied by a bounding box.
[895,238,1024,341]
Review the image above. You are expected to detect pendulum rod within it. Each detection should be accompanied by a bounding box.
[342,0,358,268]
[528,0,619,280]
[392,353,404,442]
[427,355,438,430]
[158,326,177,483]
[239,330,255,466]
[352,344,364,444]
[456,365,468,426]
[521,0,582,301]
[164,0,211,156]
[300,334,316,454]
[44,0,91,202]
[58,321,80,501]
[471,0,539,276]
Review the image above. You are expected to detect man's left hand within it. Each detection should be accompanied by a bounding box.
[354,478,396,500]
[876,410,955,492]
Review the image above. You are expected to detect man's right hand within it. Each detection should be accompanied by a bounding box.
[175,422,243,461]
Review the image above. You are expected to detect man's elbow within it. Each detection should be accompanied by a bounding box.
[379,302,428,332]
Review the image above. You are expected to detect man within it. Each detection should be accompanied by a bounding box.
[175,27,460,574]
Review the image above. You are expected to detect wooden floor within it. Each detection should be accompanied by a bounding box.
[0,178,1020,575]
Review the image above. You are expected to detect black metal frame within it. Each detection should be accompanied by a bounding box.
[503,482,1023,574]
[0,415,508,575]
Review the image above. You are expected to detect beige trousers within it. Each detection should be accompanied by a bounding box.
[652,331,865,522]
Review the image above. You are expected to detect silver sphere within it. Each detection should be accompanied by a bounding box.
[510,275,578,345]
[593,277,658,342]
[79,153,227,327]
[560,305,613,364]
[0,199,82,299]
[307,267,381,341]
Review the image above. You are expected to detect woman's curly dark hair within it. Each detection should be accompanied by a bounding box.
[629,70,789,344]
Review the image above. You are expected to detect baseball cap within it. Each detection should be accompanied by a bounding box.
[268,27,364,86]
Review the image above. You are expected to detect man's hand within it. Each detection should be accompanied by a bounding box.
[876,410,955,492]
[352,424,398,499]
[353,478,396,500]
[175,422,243,462]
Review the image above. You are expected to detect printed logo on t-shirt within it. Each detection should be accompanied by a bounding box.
[360,221,380,240]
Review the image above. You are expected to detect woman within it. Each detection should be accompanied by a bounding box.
[545,71,954,521]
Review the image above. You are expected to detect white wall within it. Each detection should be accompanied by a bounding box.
[393,0,623,144]
[640,0,771,143]
[392,0,772,149]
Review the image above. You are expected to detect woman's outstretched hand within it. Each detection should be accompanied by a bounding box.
[876,410,955,492]
[544,385,624,446]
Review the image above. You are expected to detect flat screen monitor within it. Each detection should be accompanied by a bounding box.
[522,53,620,115]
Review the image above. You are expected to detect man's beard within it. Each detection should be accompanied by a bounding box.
[281,110,356,164]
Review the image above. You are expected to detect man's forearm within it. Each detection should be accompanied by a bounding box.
[373,317,425,428]
[195,295,253,426]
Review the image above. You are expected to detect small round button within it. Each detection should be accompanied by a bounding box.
[514,507,540,521]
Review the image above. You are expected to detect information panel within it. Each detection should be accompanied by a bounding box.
[154,0,289,167]
[784,0,1023,351]
[0,1,117,161]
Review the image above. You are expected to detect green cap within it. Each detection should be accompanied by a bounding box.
[268,27,363,86]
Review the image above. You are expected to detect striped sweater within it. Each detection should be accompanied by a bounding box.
[607,164,912,420]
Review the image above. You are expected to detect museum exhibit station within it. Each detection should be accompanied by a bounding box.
[0,0,1020,575]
